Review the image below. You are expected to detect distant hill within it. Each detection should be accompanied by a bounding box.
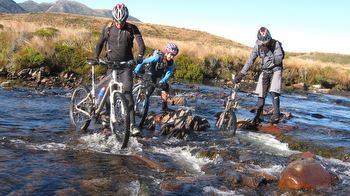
[0,0,26,13]
[18,0,52,12]
[17,0,140,21]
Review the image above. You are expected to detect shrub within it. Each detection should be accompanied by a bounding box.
[0,32,11,67]
[174,54,204,82]
[33,27,59,38]
[13,47,47,72]
[52,41,91,75]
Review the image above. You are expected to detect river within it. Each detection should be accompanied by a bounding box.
[0,85,349,195]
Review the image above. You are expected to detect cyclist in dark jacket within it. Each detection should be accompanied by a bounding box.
[234,27,284,124]
[133,43,179,111]
[95,3,145,135]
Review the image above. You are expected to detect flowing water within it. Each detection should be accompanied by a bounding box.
[0,85,349,195]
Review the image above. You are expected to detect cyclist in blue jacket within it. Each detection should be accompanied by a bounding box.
[133,43,179,111]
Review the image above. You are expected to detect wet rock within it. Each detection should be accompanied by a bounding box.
[40,78,49,84]
[288,151,316,163]
[144,109,209,139]
[320,80,336,89]
[17,68,31,78]
[248,169,278,182]
[197,147,239,161]
[1,81,12,88]
[55,188,79,195]
[160,181,184,192]
[167,96,186,106]
[240,173,264,188]
[312,84,322,89]
[161,176,220,193]
[0,67,8,77]
[292,83,308,91]
[226,80,234,86]
[257,124,295,136]
[315,88,331,94]
[133,153,167,172]
[223,171,242,186]
[311,113,325,119]
[80,177,113,191]
[279,159,336,190]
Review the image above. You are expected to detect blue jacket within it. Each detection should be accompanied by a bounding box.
[134,51,174,84]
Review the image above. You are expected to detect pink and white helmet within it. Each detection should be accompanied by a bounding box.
[165,43,179,56]
[112,3,129,23]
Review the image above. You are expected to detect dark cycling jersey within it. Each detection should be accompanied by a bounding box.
[95,22,145,62]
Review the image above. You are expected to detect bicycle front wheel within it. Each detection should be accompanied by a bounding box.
[110,92,130,148]
[227,112,237,136]
[69,85,93,132]
[218,110,237,136]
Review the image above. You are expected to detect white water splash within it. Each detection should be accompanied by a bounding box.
[203,186,243,196]
[10,139,66,151]
[77,133,142,155]
[27,142,66,151]
[127,180,141,196]
[9,139,26,144]
[318,156,350,185]
[251,164,285,177]
[239,131,298,156]
[152,146,212,173]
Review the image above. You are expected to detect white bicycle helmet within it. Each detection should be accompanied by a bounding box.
[112,3,129,23]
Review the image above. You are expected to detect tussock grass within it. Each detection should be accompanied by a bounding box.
[1,13,349,90]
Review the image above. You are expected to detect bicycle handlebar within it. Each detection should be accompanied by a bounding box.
[87,58,135,69]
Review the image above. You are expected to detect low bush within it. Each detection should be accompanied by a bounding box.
[174,54,205,82]
[52,41,90,74]
[33,27,59,38]
[13,47,47,72]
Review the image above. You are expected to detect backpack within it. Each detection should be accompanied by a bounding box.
[103,21,134,52]
[259,39,285,59]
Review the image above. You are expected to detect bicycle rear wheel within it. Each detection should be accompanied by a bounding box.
[133,85,147,116]
[138,96,149,129]
[110,92,130,148]
[70,85,93,132]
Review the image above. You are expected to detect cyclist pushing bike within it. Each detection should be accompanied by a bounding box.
[95,3,145,136]
[133,43,179,131]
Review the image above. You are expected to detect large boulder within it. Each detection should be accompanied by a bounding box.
[279,158,336,190]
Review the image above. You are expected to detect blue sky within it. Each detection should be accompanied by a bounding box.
[15,0,350,54]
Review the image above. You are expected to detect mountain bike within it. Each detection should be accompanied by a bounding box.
[132,71,158,128]
[69,59,133,148]
[216,75,239,136]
